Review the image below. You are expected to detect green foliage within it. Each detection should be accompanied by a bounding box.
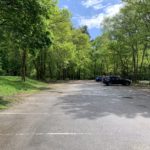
[93,0,150,81]
[0,0,92,81]
[1,0,149,82]
[0,0,52,81]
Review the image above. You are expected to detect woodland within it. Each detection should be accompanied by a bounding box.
[0,0,149,82]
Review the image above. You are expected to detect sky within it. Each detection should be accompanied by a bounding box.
[58,0,123,39]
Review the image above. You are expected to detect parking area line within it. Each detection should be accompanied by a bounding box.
[0,132,92,136]
[0,113,49,115]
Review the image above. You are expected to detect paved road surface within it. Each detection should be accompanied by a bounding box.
[0,81,150,150]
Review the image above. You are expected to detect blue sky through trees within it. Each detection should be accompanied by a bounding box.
[58,0,123,39]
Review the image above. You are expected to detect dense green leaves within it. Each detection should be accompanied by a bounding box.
[93,0,150,81]
[0,0,149,81]
[0,0,92,81]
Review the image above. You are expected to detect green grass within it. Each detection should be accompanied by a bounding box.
[0,76,48,109]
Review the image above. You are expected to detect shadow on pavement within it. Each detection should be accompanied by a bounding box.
[56,83,150,120]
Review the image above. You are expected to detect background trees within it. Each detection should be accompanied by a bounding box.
[0,0,92,81]
[0,0,149,82]
[0,0,52,81]
[92,0,150,81]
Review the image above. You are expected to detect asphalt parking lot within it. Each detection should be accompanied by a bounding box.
[0,81,150,150]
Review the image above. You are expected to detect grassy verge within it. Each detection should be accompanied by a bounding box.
[133,80,150,88]
[0,76,48,110]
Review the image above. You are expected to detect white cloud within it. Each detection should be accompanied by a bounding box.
[78,3,124,29]
[79,14,104,29]
[105,3,124,17]
[62,5,69,9]
[81,0,104,10]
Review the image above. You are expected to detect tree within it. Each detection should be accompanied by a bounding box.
[100,0,150,81]
[0,0,52,81]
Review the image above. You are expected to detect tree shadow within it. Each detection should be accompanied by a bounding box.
[56,83,150,120]
[0,96,10,109]
[0,78,40,91]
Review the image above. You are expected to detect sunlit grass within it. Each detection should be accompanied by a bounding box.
[0,76,48,109]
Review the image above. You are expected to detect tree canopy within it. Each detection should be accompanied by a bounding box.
[92,0,150,81]
[0,0,149,81]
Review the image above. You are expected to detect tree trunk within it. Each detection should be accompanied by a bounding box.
[21,49,27,82]
[93,59,96,78]
[132,45,138,82]
[139,44,147,74]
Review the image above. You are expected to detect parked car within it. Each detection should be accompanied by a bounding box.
[103,76,131,86]
[95,76,102,82]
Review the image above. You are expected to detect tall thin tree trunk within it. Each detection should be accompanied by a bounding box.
[132,45,138,82]
[21,49,27,82]
[140,44,147,74]
[94,60,96,78]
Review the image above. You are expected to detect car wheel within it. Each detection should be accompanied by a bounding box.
[106,83,110,86]
[126,82,130,86]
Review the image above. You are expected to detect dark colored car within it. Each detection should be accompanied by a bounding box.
[103,76,131,86]
[95,76,102,82]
